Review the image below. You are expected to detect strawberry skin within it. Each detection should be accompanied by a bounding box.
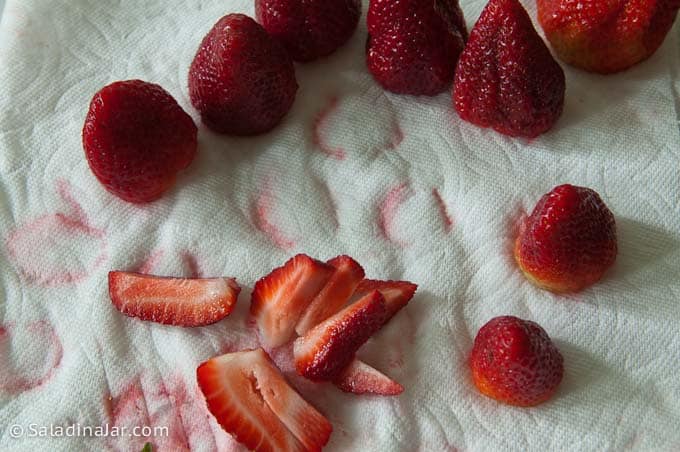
[188,14,298,136]
[470,316,564,407]
[453,0,565,138]
[366,0,467,96]
[334,359,404,396]
[537,0,680,74]
[197,348,332,452]
[255,0,361,62]
[251,254,334,348]
[83,80,197,203]
[514,184,617,293]
[108,271,240,327]
[352,279,418,322]
[294,290,387,381]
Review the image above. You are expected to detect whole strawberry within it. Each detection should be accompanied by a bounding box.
[188,14,298,136]
[537,0,680,74]
[255,0,361,62]
[82,80,197,203]
[470,316,564,407]
[453,0,565,138]
[366,0,467,96]
[515,184,617,293]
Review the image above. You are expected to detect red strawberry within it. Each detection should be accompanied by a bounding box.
[366,0,468,96]
[514,184,617,293]
[108,271,240,327]
[255,0,361,62]
[295,255,365,335]
[251,254,334,348]
[352,279,418,322]
[188,14,298,136]
[334,359,404,396]
[470,316,564,407]
[453,0,565,138]
[197,348,332,451]
[537,0,680,74]
[294,290,387,381]
[82,80,197,203]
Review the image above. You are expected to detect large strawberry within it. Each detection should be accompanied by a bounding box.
[83,80,197,203]
[514,184,617,293]
[453,0,565,138]
[188,14,298,135]
[537,0,680,74]
[366,0,468,96]
[255,0,361,62]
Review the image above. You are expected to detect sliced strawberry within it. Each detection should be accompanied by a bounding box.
[295,255,365,336]
[353,279,417,321]
[108,271,240,327]
[334,359,404,396]
[197,348,332,452]
[251,254,334,348]
[294,290,387,381]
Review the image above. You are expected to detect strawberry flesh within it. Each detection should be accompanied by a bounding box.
[334,359,404,396]
[352,279,417,322]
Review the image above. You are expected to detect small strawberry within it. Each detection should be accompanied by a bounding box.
[366,0,468,96]
[82,80,197,203]
[453,0,565,138]
[537,0,680,74]
[334,359,404,396]
[188,14,298,136]
[352,279,418,322]
[251,254,334,348]
[255,0,361,62]
[470,316,564,407]
[515,184,617,293]
[197,348,332,451]
[108,271,240,327]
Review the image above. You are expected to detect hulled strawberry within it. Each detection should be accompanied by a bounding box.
[453,0,565,138]
[366,0,468,96]
[334,359,404,396]
[470,316,564,407]
[255,0,361,62]
[514,184,617,293]
[188,14,298,135]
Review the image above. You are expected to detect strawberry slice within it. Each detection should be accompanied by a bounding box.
[294,290,387,381]
[108,271,240,327]
[197,348,332,452]
[295,255,365,335]
[352,279,417,322]
[334,359,404,396]
[251,254,334,348]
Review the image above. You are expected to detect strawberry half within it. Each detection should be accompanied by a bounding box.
[334,359,404,396]
[197,348,332,451]
[294,290,387,381]
[352,279,418,322]
[251,254,334,348]
[108,271,240,327]
[295,255,365,336]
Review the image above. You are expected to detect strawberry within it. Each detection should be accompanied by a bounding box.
[197,348,332,451]
[251,254,334,348]
[295,255,365,335]
[255,0,361,62]
[352,279,418,322]
[453,0,565,138]
[366,0,468,96]
[108,271,240,327]
[82,80,197,203]
[537,0,680,74]
[514,184,617,293]
[188,14,298,136]
[294,290,387,381]
[470,316,564,407]
[334,359,404,396]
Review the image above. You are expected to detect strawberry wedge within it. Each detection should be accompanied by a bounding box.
[295,255,365,335]
[352,279,417,322]
[108,271,240,327]
[334,359,404,396]
[197,348,332,452]
[294,290,387,381]
[251,254,334,348]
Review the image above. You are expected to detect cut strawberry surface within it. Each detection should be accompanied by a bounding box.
[251,254,334,348]
[197,348,332,452]
[108,271,240,327]
[353,279,417,321]
[295,255,365,336]
[334,359,403,396]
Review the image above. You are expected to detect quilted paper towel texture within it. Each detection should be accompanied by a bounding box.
[1,0,680,451]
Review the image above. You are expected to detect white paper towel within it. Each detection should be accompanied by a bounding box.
[1,1,679,451]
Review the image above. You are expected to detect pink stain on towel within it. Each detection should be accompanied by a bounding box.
[252,179,296,250]
[313,96,347,160]
[378,183,412,247]
[432,188,454,233]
